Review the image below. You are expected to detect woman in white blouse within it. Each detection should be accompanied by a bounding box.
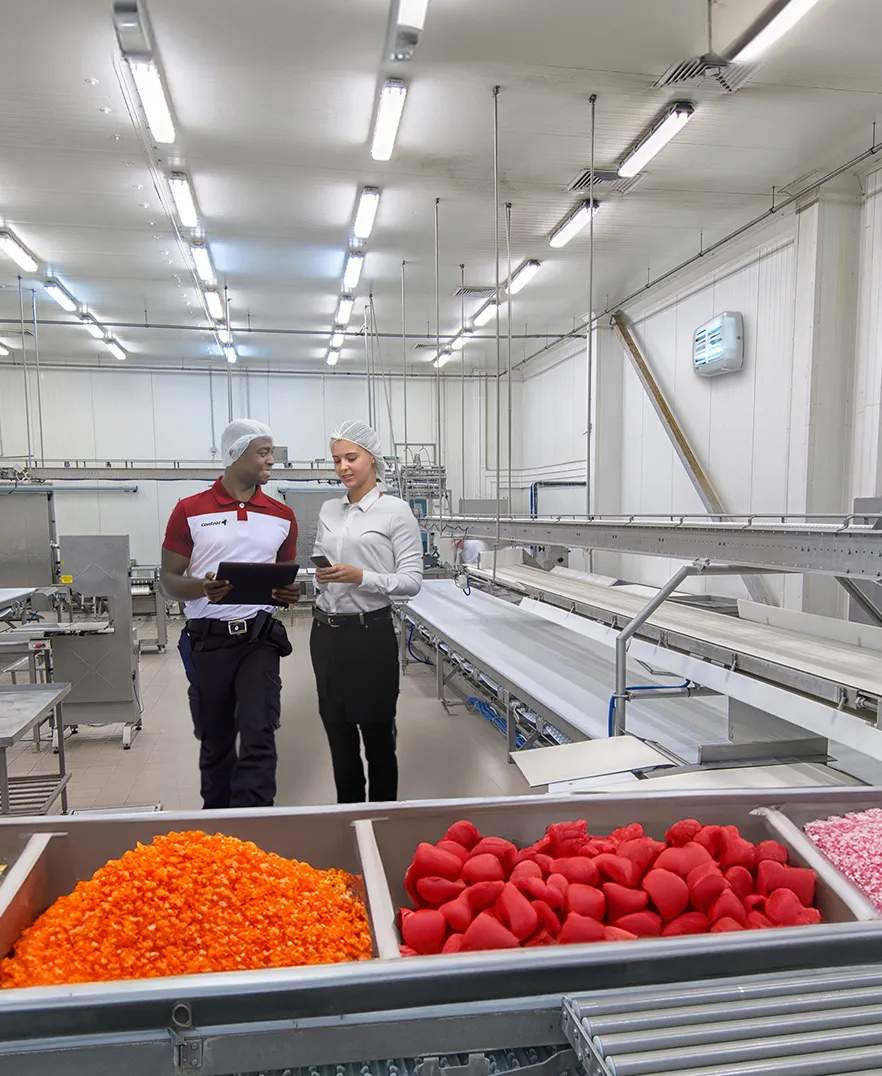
[311,420,424,802]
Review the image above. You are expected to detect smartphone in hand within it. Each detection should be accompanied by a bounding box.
[310,555,332,569]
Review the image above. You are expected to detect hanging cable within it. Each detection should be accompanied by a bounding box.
[407,621,433,665]
[606,681,692,737]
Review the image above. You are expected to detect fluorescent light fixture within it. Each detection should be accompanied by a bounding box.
[343,252,364,291]
[330,331,345,349]
[451,329,473,351]
[371,79,408,161]
[216,325,231,345]
[204,288,225,320]
[472,301,499,328]
[0,231,38,273]
[78,315,106,339]
[44,279,78,312]
[168,172,199,228]
[0,342,9,357]
[733,0,823,63]
[224,345,237,364]
[398,0,429,29]
[104,339,126,361]
[549,200,600,248]
[508,260,542,295]
[129,59,176,144]
[326,350,340,367]
[335,295,355,326]
[618,102,695,178]
[433,351,452,368]
[190,242,215,284]
[353,187,381,240]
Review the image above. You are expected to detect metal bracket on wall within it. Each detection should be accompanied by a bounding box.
[610,310,775,607]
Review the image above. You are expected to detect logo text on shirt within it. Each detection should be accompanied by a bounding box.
[200,519,228,527]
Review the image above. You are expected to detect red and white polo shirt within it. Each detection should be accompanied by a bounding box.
[163,477,297,622]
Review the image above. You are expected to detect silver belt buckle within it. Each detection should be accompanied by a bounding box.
[327,613,340,628]
[227,619,248,636]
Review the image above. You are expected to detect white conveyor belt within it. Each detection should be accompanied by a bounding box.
[472,563,882,697]
[407,581,730,761]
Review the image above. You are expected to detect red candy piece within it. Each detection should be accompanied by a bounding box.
[525,929,557,947]
[756,861,816,907]
[710,917,745,933]
[690,872,730,913]
[654,842,711,878]
[523,876,565,910]
[496,882,539,941]
[613,910,662,938]
[720,836,757,872]
[662,911,710,936]
[686,861,722,888]
[755,840,788,865]
[618,837,666,873]
[584,839,618,856]
[546,873,570,902]
[416,876,466,906]
[442,933,466,954]
[401,908,447,955]
[709,890,748,928]
[546,820,590,858]
[559,913,605,945]
[440,893,474,934]
[747,911,774,930]
[400,945,420,957]
[404,865,423,907]
[665,819,702,847]
[516,836,552,864]
[462,912,520,952]
[531,854,556,877]
[444,821,481,851]
[744,893,766,911]
[724,866,753,900]
[795,906,823,926]
[642,868,689,922]
[533,899,562,937]
[437,840,470,866]
[603,882,649,921]
[765,887,804,927]
[603,925,639,942]
[470,837,517,874]
[462,854,505,885]
[510,860,544,888]
[594,853,641,887]
[610,822,644,846]
[552,857,599,886]
[567,884,606,921]
[694,825,727,859]
[412,843,463,882]
[465,880,505,912]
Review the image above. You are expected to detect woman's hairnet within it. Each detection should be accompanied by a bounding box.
[221,419,273,466]
[330,420,385,481]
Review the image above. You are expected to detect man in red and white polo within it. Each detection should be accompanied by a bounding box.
[161,419,299,809]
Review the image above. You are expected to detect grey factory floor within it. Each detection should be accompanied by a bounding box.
[5,615,531,813]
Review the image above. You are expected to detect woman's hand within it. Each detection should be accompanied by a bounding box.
[316,563,364,586]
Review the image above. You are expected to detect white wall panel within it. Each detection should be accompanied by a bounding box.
[851,168,882,499]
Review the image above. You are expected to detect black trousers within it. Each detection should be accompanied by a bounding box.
[310,613,399,803]
[187,617,289,810]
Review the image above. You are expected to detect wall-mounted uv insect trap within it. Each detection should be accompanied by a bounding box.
[693,312,743,377]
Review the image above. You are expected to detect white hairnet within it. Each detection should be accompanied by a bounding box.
[330,420,385,481]
[221,419,273,466]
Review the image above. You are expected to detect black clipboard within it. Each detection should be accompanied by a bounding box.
[216,562,299,607]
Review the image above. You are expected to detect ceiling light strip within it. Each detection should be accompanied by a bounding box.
[353,187,381,240]
[507,260,542,295]
[204,288,225,321]
[335,296,355,326]
[398,0,429,30]
[128,60,176,144]
[549,201,600,248]
[618,102,695,178]
[104,339,126,361]
[190,242,215,285]
[732,0,824,63]
[168,172,200,229]
[371,79,408,161]
[0,230,39,272]
[44,279,78,313]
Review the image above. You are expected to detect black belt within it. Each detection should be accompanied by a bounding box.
[186,614,264,638]
[313,606,392,629]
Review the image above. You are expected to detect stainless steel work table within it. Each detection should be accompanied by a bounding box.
[0,683,71,815]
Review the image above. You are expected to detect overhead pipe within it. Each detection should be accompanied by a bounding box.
[17,277,33,467]
[30,289,46,467]
[529,480,587,518]
[492,86,502,583]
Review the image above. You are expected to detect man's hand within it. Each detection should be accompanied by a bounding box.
[202,572,233,603]
[272,582,301,605]
[316,563,364,586]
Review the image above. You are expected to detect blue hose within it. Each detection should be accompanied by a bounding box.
[607,681,692,736]
[406,621,433,665]
[467,696,526,749]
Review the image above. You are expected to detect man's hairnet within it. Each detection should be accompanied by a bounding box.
[221,419,273,466]
[330,420,385,481]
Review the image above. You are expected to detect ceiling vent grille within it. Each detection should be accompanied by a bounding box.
[655,54,760,94]
[567,170,644,195]
[453,285,496,299]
